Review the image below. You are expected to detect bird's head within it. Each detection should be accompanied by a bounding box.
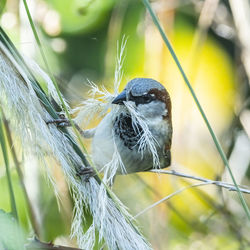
[112,78,171,120]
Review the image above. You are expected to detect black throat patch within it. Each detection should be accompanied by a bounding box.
[114,113,143,150]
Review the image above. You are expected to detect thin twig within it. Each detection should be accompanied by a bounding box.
[150,169,250,194]
[134,183,208,218]
[135,172,250,219]
[133,175,208,232]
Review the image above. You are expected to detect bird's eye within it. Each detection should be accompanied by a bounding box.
[142,95,151,103]
[129,92,155,105]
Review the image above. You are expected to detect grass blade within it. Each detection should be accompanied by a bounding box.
[0,110,18,221]
[22,0,92,161]
[142,0,250,220]
[2,112,40,236]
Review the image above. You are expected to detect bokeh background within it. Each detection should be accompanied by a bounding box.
[1,0,250,249]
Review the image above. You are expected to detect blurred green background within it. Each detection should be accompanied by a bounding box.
[1,0,250,249]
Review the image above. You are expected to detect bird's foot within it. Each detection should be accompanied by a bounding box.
[46,113,71,127]
[76,166,96,182]
[46,113,89,138]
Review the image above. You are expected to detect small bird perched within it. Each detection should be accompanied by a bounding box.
[47,78,172,177]
[91,78,172,175]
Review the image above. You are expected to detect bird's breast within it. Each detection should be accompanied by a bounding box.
[92,111,170,174]
[113,113,142,150]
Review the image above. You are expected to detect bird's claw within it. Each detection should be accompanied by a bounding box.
[76,166,96,182]
[46,113,71,127]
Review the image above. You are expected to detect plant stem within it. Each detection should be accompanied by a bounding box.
[134,183,208,218]
[0,111,18,221]
[150,169,250,194]
[3,113,40,236]
[21,0,145,239]
[21,0,107,188]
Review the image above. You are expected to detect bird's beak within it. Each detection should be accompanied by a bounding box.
[112,91,127,105]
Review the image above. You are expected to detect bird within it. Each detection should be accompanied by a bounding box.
[91,78,172,175]
[47,78,172,177]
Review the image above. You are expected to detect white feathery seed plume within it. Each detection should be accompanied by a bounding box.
[0,35,152,250]
[73,36,127,128]
[73,81,113,128]
[23,55,70,110]
[123,101,160,167]
[114,36,127,94]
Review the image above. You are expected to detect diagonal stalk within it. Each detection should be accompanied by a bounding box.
[142,0,250,220]
[0,109,18,221]
[21,0,146,241]
[2,112,40,236]
[21,0,92,164]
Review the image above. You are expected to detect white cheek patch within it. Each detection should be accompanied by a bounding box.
[137,101,166,118]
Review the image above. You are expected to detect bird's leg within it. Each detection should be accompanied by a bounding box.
[47,113,97,181]
[46,113,95,138]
